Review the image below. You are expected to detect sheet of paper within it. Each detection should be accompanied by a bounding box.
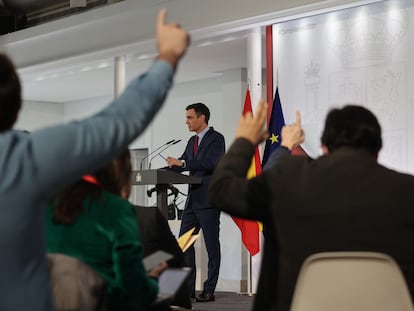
[177,227,196,250]
[181,233,200,252]
[143,250,174,271]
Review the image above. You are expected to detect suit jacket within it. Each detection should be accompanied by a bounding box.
[175,127,225,210]
[210,138,414,311]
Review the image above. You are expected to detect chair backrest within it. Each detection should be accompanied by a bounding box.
[47,253,107,311]
[290,252,414,311]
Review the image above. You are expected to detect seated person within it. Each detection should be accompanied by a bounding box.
[134,204,184,266]
[134,205,191,309]
[46,150,166,311]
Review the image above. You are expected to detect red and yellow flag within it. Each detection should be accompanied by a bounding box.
[231,89,261,256]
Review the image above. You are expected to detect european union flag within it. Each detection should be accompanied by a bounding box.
[262,87,285,166]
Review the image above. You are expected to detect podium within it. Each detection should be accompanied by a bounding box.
[132,169,201,218]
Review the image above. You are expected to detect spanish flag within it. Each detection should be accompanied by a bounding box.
[231,89,261,256]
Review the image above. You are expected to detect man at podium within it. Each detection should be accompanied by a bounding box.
[166,103,225,302]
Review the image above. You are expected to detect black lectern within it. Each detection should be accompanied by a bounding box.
[132,169,201,218]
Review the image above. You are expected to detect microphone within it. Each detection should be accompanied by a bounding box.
[139,139,175,170]
[147,186,158,197]
[148,139,182,169]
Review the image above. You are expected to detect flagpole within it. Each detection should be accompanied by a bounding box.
[276,68,279,88]
[249,254,253,295]
[246,26,262,296]
[238,252,255,296]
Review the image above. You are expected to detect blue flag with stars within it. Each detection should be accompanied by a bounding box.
[262,87,285,166]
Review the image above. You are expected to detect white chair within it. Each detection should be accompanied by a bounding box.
[290,252,414,311]
[47,253,107,311]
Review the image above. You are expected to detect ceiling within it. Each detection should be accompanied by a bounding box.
[18,31,251,103]
[9,0,373,104]
[0,0,246,104]
[7,0,253,103]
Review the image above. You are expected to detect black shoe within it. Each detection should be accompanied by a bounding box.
[195,292,215,302]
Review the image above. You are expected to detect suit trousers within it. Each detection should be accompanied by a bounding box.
[179,206,221,295]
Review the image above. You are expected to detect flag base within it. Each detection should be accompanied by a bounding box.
[237,292,256,296]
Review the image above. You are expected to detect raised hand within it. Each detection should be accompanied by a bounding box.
[156,8,190,69]
[281,111,305,150]
[236,99,268,145]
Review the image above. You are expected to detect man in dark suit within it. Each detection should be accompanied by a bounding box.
[167,103,225,302]
[210,101,414,311]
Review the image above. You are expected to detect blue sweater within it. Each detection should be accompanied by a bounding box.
[0,60,173,311]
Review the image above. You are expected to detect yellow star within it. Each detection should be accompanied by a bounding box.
[269,133,279,144]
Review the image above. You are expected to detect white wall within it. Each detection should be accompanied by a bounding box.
[273,0,414,174]
[15,100,64,131]
[63,95,112,122]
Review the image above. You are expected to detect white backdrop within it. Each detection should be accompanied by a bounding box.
[273,0,414,174]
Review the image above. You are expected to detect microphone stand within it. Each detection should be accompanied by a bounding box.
[139,139,175,170]
[148,139,182,169]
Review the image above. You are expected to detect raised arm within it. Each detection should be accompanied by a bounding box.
[29,9,190,194]
[156,8,190,69]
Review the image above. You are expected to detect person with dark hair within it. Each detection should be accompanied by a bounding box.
[320,105,382,156]
[0,52,22,131]
[210,102,414,311]
[166,102,225,302]
[46,150,166,310]
[0,9,189,311]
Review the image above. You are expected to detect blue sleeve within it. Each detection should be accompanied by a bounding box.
[263,146,291,171]
[29,61,174,194]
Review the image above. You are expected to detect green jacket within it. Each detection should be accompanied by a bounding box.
[46,190,158,311]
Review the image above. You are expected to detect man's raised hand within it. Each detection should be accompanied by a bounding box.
[281,111,305,150]
[236,99,268,145]
[156,8,190,68]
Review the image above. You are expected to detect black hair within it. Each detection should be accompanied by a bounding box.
[186,102,210,124]
[52,149,131,224]
[0,53,21,132]
[321,105,382,156]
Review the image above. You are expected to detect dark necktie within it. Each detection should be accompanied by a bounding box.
[193,135,199,156]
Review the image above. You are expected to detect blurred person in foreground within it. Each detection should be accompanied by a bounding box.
[209,101,414,311]
[47,150,168,310]
[0,9,189,311]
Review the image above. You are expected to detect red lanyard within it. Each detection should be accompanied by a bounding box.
[82,175,102,187]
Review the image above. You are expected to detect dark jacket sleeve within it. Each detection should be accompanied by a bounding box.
[209,138,271,221]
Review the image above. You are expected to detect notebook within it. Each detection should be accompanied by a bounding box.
[156,267,191,303]
[143,250,173,271]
